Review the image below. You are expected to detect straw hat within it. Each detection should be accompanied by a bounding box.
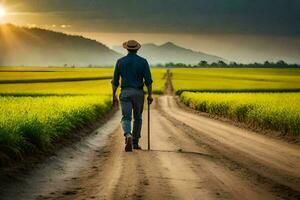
[123,40,141,50]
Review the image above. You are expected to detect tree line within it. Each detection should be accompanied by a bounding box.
[156,60,300,68]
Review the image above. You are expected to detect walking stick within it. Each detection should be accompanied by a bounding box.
[147,101,151,150]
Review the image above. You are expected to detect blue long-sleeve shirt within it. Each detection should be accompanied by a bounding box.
[112,53,153,90]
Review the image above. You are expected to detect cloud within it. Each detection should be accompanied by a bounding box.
[6,0,300,36]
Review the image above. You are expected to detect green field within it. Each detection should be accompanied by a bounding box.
[170,68,300,136]
[0,68,113,83]
[0,67,112,72]
[0,80,113,96]
[171,68,300,94]
[180,92,300,135]
[0,67,165,96]
[0,67,165,161]
[0,95,112,160]
[151,68,167,94]
[2,66,299,161]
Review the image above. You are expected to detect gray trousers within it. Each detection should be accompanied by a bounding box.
[119,88,144,144]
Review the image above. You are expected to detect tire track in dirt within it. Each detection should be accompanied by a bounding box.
[153,108,280,200]
[51,100,283,200]
[158,95,300,199]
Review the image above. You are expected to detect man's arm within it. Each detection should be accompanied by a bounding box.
[111,60,120,107]
[112,84,118,107]
[143,60,153,104]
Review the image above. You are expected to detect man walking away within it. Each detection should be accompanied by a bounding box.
[112,40,153,152]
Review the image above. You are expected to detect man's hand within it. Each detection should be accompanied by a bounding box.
[147,95,153,105]
[112,95,119,108]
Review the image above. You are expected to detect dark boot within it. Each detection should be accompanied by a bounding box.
[133,145,142,150]
[125,134,133,152]
[133,139,142,150]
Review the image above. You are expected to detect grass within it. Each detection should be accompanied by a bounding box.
[0,67,166,95]
[0,67,114,72]
[0,68,114,83]
[0,95,112,161]
[0,80,113,96]
[0,67,166,162]
[172,68,300,136]
[171,68,300,94]
[180,92,300,136]
[151,68,167,94]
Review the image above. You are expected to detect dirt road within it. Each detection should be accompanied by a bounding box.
[1,95,300,200]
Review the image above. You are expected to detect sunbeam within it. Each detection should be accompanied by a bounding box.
[0,6,6,19]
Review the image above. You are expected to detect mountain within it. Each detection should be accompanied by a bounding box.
[0,24,121,66]
[113,42,225,65]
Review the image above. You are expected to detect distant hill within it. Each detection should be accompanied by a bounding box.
[0,24,121,66]
[113,42,225,65]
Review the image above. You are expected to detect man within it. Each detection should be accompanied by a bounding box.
[112,40,153,152]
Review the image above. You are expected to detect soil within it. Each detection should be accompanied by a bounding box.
[1,95,300,199]
[1,72,300,200]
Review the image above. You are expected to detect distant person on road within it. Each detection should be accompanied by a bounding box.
[111,40,153,152]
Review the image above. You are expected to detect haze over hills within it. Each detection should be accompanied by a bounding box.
[113,42,225,65]
[0,24,225,67]
[0,24,121,66]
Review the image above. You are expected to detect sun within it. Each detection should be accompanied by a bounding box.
[0,6,7,18]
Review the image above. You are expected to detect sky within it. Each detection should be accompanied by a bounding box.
[1,0,300,63]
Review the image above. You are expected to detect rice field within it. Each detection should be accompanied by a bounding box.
[0,80,113,96]
[0,67,165,95]
[0,66,163,83]
[180,92,300,135]
[0,67,166,162]
[171,68,300,136]
[0,68,114,83]
[151,68,167,94]
[0,95,112,160]
[171,68,300,94]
